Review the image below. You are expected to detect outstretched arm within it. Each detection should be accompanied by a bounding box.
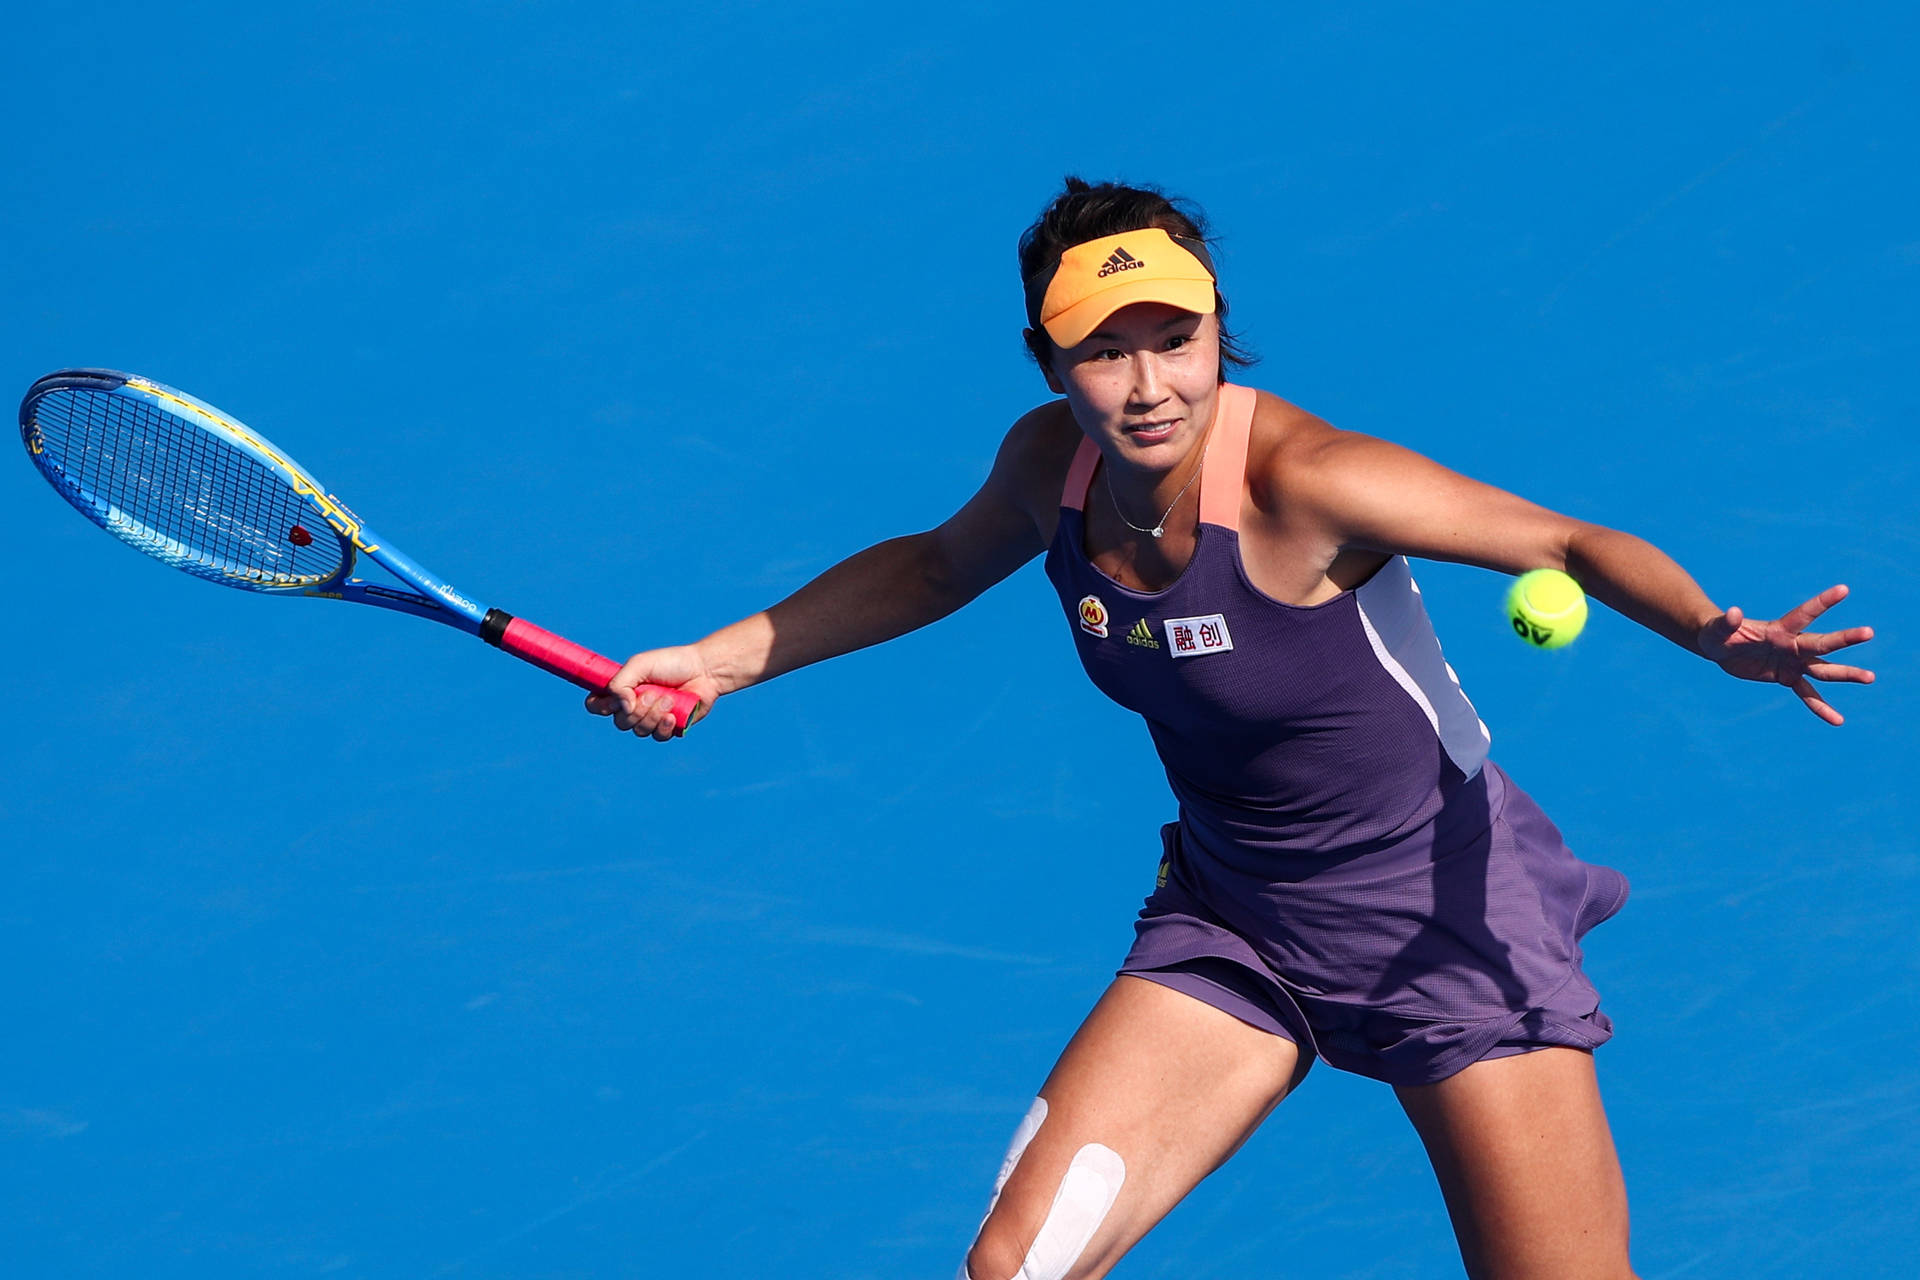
[592,414,1061,739]
[1296,431,1876,724]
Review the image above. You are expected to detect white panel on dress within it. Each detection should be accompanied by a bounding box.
[1354,556,1491,780]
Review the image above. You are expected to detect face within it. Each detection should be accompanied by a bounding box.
[1041,303,1220,472]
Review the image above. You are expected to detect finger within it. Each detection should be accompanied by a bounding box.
[1778,584,1848,633]
[624,692,674,742]
[1805,662,1876,684]
[1802,625,1876,655]
[1792,676,1844,726]
[613,692,649,733]
[585,691,619,717]
[605,654,654,699]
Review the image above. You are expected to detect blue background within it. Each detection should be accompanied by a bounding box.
[5,3,1915,1276]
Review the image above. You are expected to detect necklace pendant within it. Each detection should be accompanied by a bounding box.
[1150,526,1165,539]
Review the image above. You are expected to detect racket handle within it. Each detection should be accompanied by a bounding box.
[480,610,699,733]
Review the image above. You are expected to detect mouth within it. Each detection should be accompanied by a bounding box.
[1124,419,1181,444]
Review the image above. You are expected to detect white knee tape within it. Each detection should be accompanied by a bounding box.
[962,1098,1050,1279]
[991,1097,1049,1205]
[1017,1142,1126,1280]
[964,1097,1127,1280]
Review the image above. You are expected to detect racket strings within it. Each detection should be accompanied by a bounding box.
[27,388,349,589]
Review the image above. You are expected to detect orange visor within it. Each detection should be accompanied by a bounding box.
[1025,228,1217,348]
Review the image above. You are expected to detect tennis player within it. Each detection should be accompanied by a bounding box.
[588,179,1875,1280]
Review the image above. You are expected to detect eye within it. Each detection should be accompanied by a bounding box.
[1165,332,1196,351]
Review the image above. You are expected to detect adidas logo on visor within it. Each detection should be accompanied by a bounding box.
[1097,247,1144,278]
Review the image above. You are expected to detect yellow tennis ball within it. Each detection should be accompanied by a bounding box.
[1506,569,1588,650]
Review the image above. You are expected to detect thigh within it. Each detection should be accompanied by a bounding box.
[966,975,1302,1280]
[1395,1048,1636,1280]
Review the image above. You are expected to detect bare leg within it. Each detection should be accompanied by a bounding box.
[964,975,1302,1280]
[1395,1048,1637,1280]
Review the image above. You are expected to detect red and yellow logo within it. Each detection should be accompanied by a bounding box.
[1078,594,1109,638]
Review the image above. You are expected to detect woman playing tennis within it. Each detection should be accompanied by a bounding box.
[588,179,1875,1280]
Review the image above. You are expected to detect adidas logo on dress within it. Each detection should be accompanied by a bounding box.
[1097,247,1144,278]
[1127,618,1161,648]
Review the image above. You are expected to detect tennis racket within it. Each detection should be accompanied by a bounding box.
[19,368,699,731]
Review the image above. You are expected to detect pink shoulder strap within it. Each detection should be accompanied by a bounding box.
[1198,384,1255,529]
[1056,384,1256,521]
[1060,434,1102,512]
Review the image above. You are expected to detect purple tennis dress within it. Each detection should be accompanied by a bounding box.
[1044,385,1629,1086]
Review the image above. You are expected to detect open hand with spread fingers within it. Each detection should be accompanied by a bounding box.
[1697,584,1876,725]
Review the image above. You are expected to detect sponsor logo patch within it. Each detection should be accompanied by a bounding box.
[1165,613,1233,657]
[1125,618,1160,649]
[1077,594,1110,638]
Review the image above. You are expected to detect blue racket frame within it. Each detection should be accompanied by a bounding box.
[20,367,701,731]
[22,368,491,636]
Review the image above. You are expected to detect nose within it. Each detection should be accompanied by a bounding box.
[1127,351,1168,410]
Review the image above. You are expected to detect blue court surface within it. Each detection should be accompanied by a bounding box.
[4,4,1915,1277]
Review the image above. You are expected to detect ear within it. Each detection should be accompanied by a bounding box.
[1024,329,1066,395]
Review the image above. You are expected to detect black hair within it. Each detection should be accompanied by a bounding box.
[1017,176,1256,379]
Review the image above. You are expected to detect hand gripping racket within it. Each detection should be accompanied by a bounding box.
[19,369,699,732]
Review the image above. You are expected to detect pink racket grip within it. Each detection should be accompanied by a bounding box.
[482,612,700,734]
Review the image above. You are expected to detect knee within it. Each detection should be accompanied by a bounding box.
[963,1140,1129,1280]
[963,1226,1026,1280]
[963,1224,1118,1280]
